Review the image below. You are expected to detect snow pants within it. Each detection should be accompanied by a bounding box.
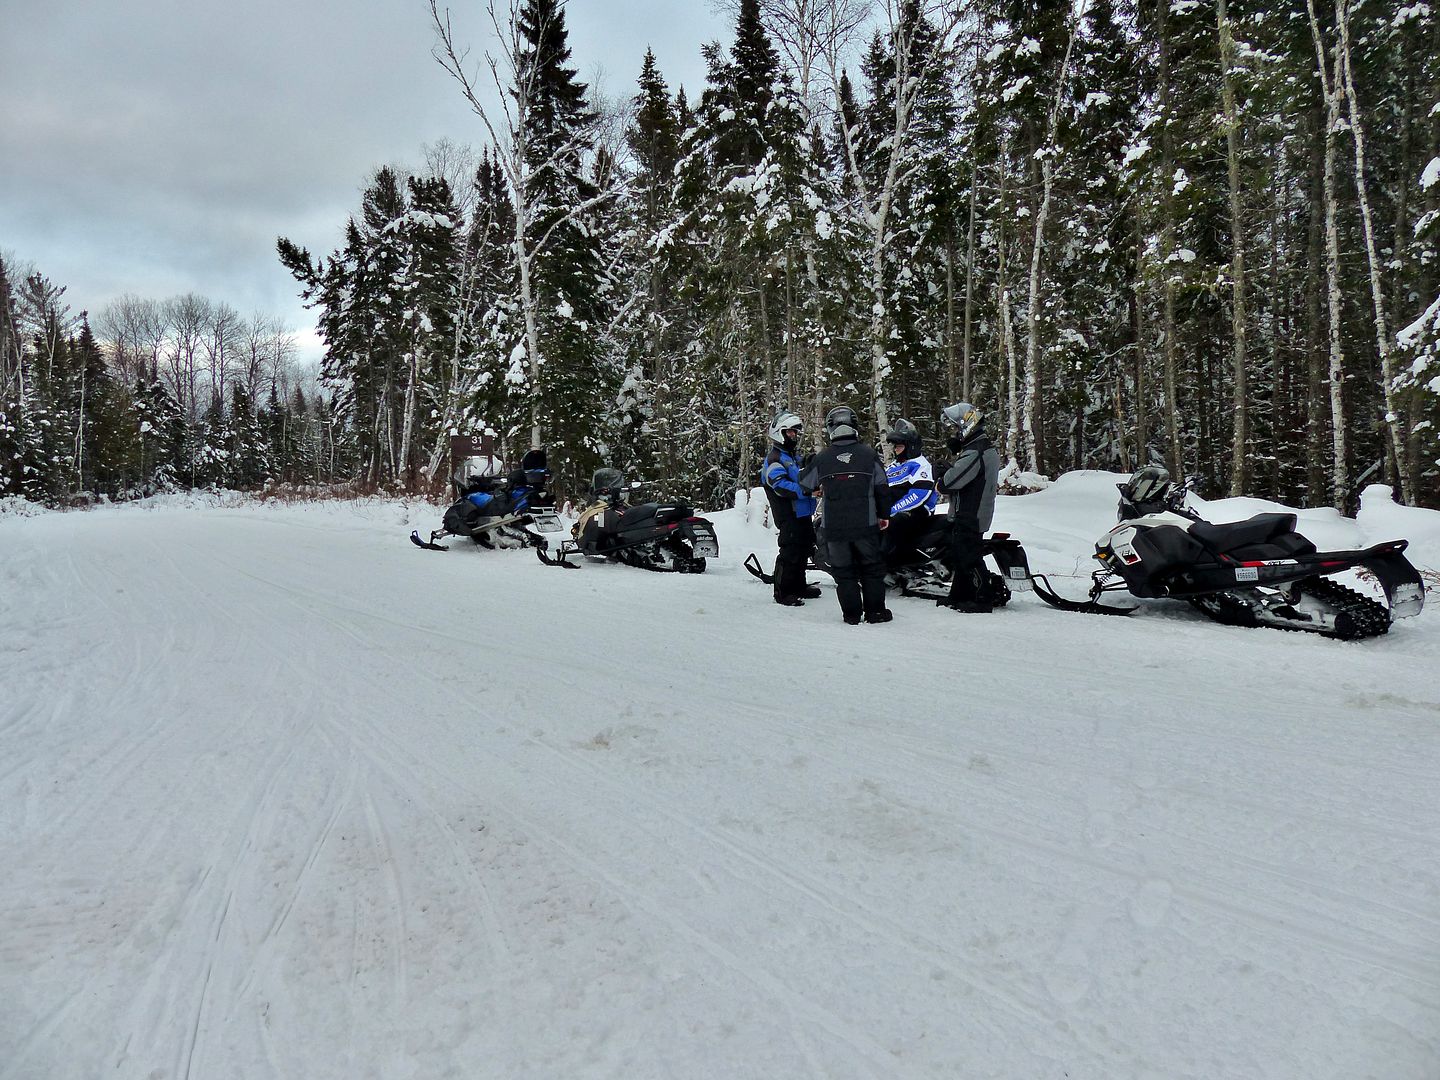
[773,515,816,600]
[945,517,986,605]
[826,533,887,619]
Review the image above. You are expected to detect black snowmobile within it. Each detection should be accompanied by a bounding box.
[535,468,719,572]
[1030,467,1427,639]
[744,508,1036,607]
[410,449,563,552]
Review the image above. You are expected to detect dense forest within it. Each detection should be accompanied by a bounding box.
[0,265,327,501]
[5,0,1439,509]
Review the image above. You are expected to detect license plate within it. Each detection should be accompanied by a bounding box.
[688,524,719,559]
[1392,582,1424,619]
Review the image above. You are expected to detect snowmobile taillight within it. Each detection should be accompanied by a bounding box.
[992,532,1010,540]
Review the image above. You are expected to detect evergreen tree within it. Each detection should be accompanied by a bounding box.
[513,0,615,484]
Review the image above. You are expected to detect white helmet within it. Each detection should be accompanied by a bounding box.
[940,402,982,443]
[767,411,804,446]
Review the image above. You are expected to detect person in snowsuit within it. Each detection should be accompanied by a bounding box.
[882,417,938,558]
[761,411,821,606]
[937,402,1001,612]
[573,467,628,545]
[800,406,892,624]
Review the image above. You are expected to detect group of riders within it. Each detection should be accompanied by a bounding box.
[439,401,1004,625]
[762,401,1000,624]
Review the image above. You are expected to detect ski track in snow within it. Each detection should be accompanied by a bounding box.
[2,478,1439,1079]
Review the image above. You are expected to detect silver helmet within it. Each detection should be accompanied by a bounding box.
[1123,465,1172,505]
[939,402,982,443]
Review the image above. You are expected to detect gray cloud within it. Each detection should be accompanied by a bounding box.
[1,0,730,362]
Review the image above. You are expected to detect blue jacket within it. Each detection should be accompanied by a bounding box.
[762,445,816,519]
[885,455,938,515]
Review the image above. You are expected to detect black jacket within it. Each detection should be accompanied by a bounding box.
[799,437,890,541]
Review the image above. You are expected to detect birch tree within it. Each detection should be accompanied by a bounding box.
[827,0,966,437]
[1335,0,1412,502]
[431,0,624,471]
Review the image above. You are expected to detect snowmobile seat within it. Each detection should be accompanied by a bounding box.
[1187,513,1298,554]
[619,502,693,526]
[915,517,951,550]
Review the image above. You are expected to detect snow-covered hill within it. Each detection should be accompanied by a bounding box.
[2,476,1437,1079]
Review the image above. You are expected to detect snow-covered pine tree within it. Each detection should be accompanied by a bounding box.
[609,49,682,481]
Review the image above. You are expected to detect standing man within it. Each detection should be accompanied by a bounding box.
[801,406,892,624]
[761,411,820,606]
[937,402,1001,612]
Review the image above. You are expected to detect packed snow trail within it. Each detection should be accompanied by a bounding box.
[2,479,1438,1079]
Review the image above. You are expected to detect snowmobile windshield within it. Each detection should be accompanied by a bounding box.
[591,468,624,496]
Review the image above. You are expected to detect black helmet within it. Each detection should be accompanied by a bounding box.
[591,467,624,499]
[520,448,550,488]
[885,417,921,459]
[824,405,859,442]
[1121,465,1172,506]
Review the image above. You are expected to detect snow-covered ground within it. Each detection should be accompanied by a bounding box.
[3,473,1438,1080]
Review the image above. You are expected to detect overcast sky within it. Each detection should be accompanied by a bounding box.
[0,0,733,364]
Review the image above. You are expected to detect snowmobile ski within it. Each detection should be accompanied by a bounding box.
[743,553,774,584]
[410,529,449,551]
[1029,572,1138,616]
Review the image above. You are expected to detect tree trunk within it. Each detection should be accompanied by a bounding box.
[1133,207,1148,466]
[1307,0,1349,510]
[1217,0,1250,496]
[962,162,977,404]
[1157,0,1183,478]
[1336,0,1412,503]
[944,231,957,403]
[1021,17,1078,476]
[996,136,1019,465]
[1304,102,1327,504]
[1393,71,1422,502]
